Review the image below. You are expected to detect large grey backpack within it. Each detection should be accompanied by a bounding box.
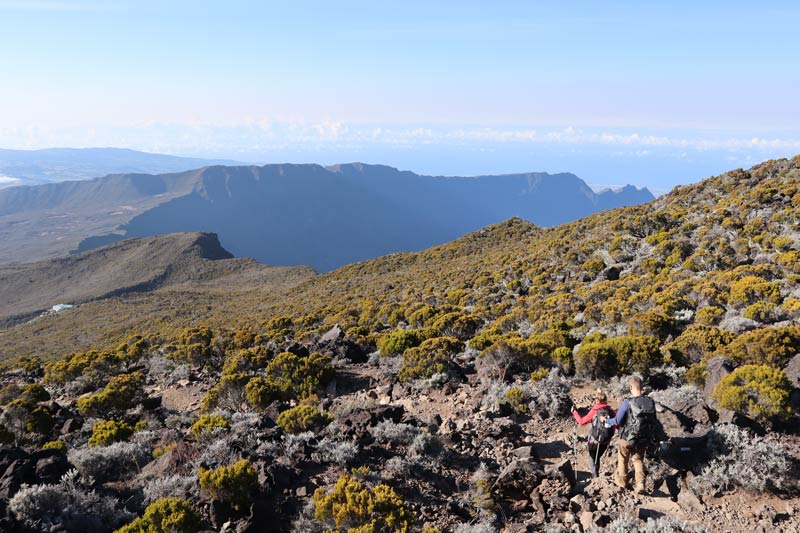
[623,396,656,445]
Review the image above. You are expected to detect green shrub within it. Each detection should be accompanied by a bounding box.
[552,346,573,372]
[504,387,528,414]
[244,377,279,411]
[44,350,131,386]
[276,404,333,434]
[627,310,674,340]
[743,302,777,322]
[713,365,792,420]
[1,399,54,437]
[575,335,661,378]
[221,346,272,375]
[398,336,463,382]
[191,414,229,440]
[76,372,146,418]
[695,306,725,325]
[717,325,800,367]
[431,312,481,340]
[166,326,215,364]
[530,367,550,382]
[377,329,428,356]
[89,420,134,447]
[41,439,66,451]
[663,325,734,365]
[198,459,258,511]
[574,341,616,378]
[469,327,502,351]
[728,276,781,307]
[685,362,707,387]
[0,383,50,406]
[264,351,334,400]
[202,373,250,412]
[313,474,413,532]
[114,497,201,533]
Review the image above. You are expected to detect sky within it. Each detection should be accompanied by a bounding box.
[1,0,799,192]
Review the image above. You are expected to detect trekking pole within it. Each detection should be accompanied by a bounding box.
[572,421,578,472]
[594,440,601,471]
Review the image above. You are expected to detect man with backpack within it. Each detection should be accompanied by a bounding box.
[571,388,615,478]
[603,376,657,494]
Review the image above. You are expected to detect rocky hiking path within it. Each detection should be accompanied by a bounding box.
[314,351,800,532]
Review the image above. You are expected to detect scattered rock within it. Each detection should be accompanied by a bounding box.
[545,458,576,487]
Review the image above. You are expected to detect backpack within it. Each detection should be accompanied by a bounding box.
[623,396,657,446]
[588,406,615,445]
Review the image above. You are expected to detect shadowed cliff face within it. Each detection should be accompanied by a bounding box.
[107,164,652,272]
[1,162,653,271]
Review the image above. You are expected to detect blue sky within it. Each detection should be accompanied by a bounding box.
[1,0,799,191]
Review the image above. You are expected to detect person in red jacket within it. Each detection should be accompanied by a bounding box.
[571,388,616,478]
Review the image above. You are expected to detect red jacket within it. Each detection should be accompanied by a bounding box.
[572,403,615,425]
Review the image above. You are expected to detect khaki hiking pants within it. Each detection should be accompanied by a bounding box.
[617,438,646,488]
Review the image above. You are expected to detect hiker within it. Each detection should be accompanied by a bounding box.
[571,388,616,478]
[603,376,657,494]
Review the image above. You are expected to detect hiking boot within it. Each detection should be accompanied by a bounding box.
[635,482,647,495]
[614,474,627,489]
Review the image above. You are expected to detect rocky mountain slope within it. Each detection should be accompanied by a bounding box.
[0,156,796,532]
[0,163,652,270]
[0,232,313,329]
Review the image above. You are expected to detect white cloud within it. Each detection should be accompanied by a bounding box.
[1,121,799,156]
[0,174,21,187]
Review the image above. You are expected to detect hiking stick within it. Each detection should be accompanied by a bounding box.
[594,440,601,470]
[572,420,578,472]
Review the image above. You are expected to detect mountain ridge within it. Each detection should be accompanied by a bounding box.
[0,162,652,271]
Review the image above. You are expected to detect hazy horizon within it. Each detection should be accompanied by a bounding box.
[2,1,799,192]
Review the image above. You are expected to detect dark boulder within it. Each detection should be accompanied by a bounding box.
[31,450,70,484]
[336,405,405,441]
[703,357,736,404]
[314,326,369,363]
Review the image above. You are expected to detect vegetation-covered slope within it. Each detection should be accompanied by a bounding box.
[0,157,797,533]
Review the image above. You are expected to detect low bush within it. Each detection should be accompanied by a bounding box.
[89,420,134,447]
[504,386,528,414]
[716,325,800,367]
[370,420,420,446]
[114,497,201,533]
[166,326,215,364]
[0,399,55,437]
[202,372,250,412]
[690,423,794,493]
[398,336,463,382]
[528,368,571,418]
[191,413,230,440]
[142,474,196,505]
[76,372,146,418]
[377,329,428,356]
[575,335,661,378]
[277,404,333,434]
[42,439,66,451]
[244,377,279,411]
[8,470,132,532]
[198,459,258,511]
[221,346,272,375]
[68,442,151,484]
[663,325,734,365]
[265,351,334,400]
[313,474,413,532]
[712,364,792,420]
